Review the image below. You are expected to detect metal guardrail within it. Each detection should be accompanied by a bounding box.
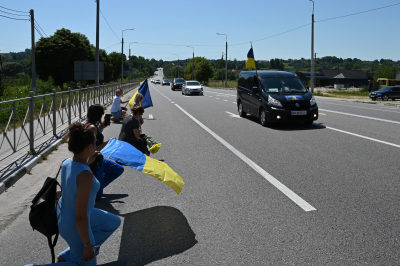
[0,81,140,179]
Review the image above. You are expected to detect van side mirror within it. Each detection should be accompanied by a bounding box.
[306,86,309,91]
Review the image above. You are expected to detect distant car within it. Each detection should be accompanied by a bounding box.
[369,86,400,101]
[171,78,185,91]
[182,81,203,95]
[150,78,154,83]
[154,79,161,84]
[162,79,170,86]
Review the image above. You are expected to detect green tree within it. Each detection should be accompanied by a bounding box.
[2,62,25,77]
[374,64,398,80]
[36,28,93,89]
[184,57,214,83]
[108,52,125,81]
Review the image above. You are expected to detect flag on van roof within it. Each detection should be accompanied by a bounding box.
[246,46,257,70]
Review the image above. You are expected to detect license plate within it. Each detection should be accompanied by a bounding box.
[291,111,307,115]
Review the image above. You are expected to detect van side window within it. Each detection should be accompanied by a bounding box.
[245,75,253,91]
[238,74,246,88]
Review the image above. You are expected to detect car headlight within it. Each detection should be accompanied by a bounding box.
[268,95,282,107]
[310,95,316,106]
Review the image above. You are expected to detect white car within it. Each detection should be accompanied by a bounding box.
[154,79,161,84]
[182,81,203,95]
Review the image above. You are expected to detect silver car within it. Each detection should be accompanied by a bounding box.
[182,81,203,95]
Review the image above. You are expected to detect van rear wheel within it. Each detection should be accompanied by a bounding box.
[260,108,269,127]
[238,102,246,117]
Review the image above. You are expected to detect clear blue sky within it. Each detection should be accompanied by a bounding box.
[1,0,400,62]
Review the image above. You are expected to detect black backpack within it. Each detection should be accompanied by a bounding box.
[29,164,62,263]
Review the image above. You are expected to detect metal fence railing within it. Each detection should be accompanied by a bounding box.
[0,81,140,179]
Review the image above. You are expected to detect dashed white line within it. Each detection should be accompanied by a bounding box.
[174,103,316,212]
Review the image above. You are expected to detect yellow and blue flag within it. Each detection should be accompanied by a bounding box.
[129,79,153,109]
[246,47,257,70]
[101,139,184,194]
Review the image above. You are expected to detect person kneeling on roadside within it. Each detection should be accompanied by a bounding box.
[83,105,124,199]
[118,106,150,155]
[25,123,121,266]
[110,89,129,122]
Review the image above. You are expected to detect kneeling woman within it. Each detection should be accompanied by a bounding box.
[83,105,124,199]
[118,106,149,155]
[26,123,121,266]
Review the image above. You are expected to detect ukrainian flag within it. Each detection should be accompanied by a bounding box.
[101,139,184,194]
[246,47,257,70]
[129,79,153,109]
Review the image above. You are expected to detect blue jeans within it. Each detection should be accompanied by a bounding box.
[95,158,124,199]
[26,208,121,266]
[111,110,122,119]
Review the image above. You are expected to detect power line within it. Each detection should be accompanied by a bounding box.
[0,9,29,16]
[0,5,29,13]
[34,25,44,38]
[100,10,120,41]
[0,13,29,21]
[35,19,48,37]
[104,42,121,49]
[316,2,400,23]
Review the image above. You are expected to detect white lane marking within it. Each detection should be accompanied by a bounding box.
[171,102,175,104]
[226,111,241,118]
[224,100,228,102]
[326,126,400,149]
[319,101,400,114]
[233,102,236,104]
[319,113,326,115]
[216,98,220,100]
[320,109,400,125]
[175,104,316,212]
[204,91,236,97]
[209,96,213,98]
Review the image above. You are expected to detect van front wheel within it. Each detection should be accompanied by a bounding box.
[260,108,269,127]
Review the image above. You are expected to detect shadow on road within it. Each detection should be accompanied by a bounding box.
[244,115,326,131]
[100,206,197,266]
[95,194,129,215]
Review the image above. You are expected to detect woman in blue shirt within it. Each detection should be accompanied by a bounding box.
[26,123,120,265]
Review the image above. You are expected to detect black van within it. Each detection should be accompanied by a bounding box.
[237,71,318,126]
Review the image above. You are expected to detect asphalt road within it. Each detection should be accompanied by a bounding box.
[1,69,400,265]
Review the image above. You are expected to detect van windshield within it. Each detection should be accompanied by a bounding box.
[261,77,307,93]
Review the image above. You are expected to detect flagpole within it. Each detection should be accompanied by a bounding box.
[251,42,259,81]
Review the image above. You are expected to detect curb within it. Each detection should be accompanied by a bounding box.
[0,138,64,196]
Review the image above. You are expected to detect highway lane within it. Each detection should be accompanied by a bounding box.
[147,70,400,264]
[1,69,400,265]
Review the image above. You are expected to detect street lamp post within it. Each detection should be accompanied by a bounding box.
[216,33,228,88]
[121,28,134,83]
[187,46,194,80]
[173,54,179,77]
[310,0,314,93]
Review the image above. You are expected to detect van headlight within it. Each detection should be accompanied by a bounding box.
[310,95,316,106]
[268,95,282,107]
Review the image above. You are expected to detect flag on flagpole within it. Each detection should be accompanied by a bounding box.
[246,46,257,70]
[101,139,184,194]
[129,79,153,109]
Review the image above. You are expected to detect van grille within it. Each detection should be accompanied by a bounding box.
[282,102,310,110]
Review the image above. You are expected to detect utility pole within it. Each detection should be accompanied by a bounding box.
[187,46,194,80]
[221,53,224,87]
[315,52,318,88]
[95,0,100,88]
[121,29,134,83]
[30,9,36,94]
[217,33,228,88]
[121,37,124,83]
[129,47,131,82]
[310,0,315,93]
